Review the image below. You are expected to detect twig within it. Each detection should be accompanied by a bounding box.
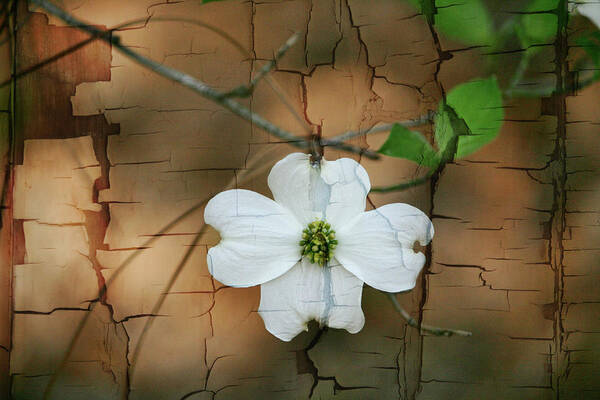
[325,113,433,144]
[386,293,472,337]
[224,33,300,98]
[1,15,240,89]
[30,0,378,159]
[220,31,313,135]
[114,18,311,134]
[251,33,300,89]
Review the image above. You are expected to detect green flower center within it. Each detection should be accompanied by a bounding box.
[299,220,337,266]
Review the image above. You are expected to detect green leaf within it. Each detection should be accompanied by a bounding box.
[444,76,504,158]
[379,124,440,168]
[517,0,558,49]
[433,102,470,163]
[433,103,453,155]
[434,0,494,46]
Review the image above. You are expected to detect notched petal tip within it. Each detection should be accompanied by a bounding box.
[318,157,371,229]
[203,189,303,288]
[258,259,365,341]
[258,311,308,342]
[335,203,433,293]
[320,156,371,195]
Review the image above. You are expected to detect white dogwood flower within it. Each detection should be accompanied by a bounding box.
[572,0,600,29]
[204,153,434,341]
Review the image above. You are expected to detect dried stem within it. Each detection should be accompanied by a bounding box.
[224,32,301,97]
[386,293,472,337]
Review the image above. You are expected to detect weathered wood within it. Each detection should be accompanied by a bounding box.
[5,0,600,399]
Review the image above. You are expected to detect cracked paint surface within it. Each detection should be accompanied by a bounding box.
[4,0,600,399]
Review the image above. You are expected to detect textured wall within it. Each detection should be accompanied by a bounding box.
[3,0,599,399]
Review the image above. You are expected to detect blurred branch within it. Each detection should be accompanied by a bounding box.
[43,146,280,399]
[386,293,472,337]
[29,0,379,159]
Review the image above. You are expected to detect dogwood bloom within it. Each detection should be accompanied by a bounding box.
[572,0,600,29]
[204,153,434,341]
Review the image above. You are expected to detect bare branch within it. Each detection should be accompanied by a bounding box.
[251,33,300,89]
[30,0,378,159]
[386,292,472,337]
[224,32,301,98]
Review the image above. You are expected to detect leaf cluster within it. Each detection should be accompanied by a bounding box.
[379,77,503,169]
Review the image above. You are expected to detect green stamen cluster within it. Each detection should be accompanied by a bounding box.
[299,220,337,266]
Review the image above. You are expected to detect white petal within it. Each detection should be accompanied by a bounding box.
[268,153,370,229]
[258,258,365,341]
[335,203,434,293]
[205,189,303,287]
[578,2,600,29]
[320,156,371,229]
[268,152,319,226]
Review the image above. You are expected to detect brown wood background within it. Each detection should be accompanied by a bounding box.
[1,0,599,399]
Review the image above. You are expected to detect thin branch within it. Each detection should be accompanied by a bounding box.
[251,33,299,88]
[325,113,433,144]
[0,35,99,89]
[43,147,279,399]
[224,32,300,98]
[30,0,378,159]
[386,293,472,337]
[220,31,313,135]
[0,15,269,89]
[115,19,313,135]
